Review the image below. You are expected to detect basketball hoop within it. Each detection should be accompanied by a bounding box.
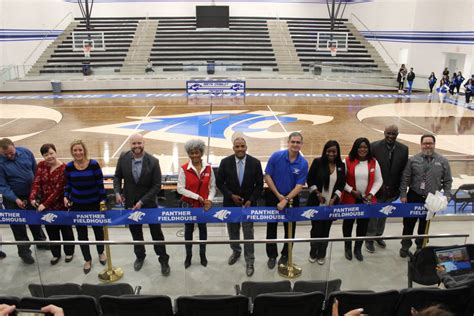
[330,46,337,57]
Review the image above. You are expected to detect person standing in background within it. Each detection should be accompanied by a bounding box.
[406,68,416,94]
[428,72,437,96]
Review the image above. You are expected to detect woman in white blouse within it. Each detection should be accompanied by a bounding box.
[177,139,216,269]
[342,138,382,262]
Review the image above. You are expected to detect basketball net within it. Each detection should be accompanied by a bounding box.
[330,46,337,57]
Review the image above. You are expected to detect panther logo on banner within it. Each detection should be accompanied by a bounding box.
[213,209,231,221]
[41,213,58,223]
[128,211,146,222]
[379,205,396,216]
[301,209,319,219]
[74,111,333,149]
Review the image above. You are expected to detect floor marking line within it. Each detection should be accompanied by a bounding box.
[112,106,156,158]
[0,118,19,128]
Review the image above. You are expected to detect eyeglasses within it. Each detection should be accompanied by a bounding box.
[421,142,434,146]
[290,141,302,144]
[386,132,398,136]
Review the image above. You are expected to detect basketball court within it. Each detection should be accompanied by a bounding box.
[1,90,472,188]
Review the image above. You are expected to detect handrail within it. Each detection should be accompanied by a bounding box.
[22,11,74,67]
[350,12,398,67]
[0,234,468,246]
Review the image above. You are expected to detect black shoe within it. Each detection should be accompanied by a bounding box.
[200,254,208,267]
[246,264,254,277]
[83,261,92,274]
[267,257,276,269]
[65,255,74,263]
[375,240,387,248]
[399,248,409,258]
[354,248,364,261]
[365,241,375,253]
[21,254,35,264]
[344,248,352,261]
[184,255,192,269]
[99,253,107,265]
[134,258,145,271]
[50,256,61,265]
[228,252,241,265]
[278,256,288,266]
[0,251,6,259]
[160,260,170,276]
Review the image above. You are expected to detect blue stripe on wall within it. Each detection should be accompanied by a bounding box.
[0,29,62,42]
[360,31,474,45]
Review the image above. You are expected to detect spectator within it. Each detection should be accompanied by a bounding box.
[455,71,465,94]
[397,64,408,94]
[428,72,437,95]
[407,67,416,94]
[145,58,154,73]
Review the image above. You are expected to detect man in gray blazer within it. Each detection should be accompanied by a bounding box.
[113,133,170,275]
[366,125,408,253]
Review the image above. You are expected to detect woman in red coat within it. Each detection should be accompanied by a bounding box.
[342,138,382,262]
[177,139,216,269]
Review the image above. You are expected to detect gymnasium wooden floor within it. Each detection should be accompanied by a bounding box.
[0,90,472,187]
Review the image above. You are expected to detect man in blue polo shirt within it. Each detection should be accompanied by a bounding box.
[265,132,308,269]
[0,138,46,264]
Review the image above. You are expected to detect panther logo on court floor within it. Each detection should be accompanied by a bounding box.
[74,110,333,149]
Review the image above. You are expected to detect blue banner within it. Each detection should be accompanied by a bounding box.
[0,203,427,226]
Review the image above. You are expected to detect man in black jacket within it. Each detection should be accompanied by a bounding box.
[113,133,170,275]
[366,125,408,253]
[217,136,263,277]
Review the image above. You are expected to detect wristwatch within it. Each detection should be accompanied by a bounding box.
[285,197,290,202]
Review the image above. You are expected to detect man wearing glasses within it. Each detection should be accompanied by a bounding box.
[399,134,452,257]
[366,125,408,253]
[264,132,308,269]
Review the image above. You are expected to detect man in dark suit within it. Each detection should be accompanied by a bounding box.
[366,125,408,253]
[113,133,170,275]
[217,136,263,277]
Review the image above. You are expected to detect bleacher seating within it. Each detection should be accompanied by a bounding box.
[30,16,387,76]
[151,17,277,72]
[39,17,138,74]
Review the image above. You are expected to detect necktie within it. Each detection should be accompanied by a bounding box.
[238,159,244,186]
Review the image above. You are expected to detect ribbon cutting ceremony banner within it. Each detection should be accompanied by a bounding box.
[0,203,427,226]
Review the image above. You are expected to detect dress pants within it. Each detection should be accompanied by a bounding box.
[466,91,472,104]
[342,218,369,250]
[265,190,299,259]
[401,190,428,250]
[71,203,104,262]
[6,197,46,257]
[227,222,255,264]
[45,224,75,258]
[310,220,333,259]
[129,223,169,262]
[367,194,397,239]
[184,223,207,255]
